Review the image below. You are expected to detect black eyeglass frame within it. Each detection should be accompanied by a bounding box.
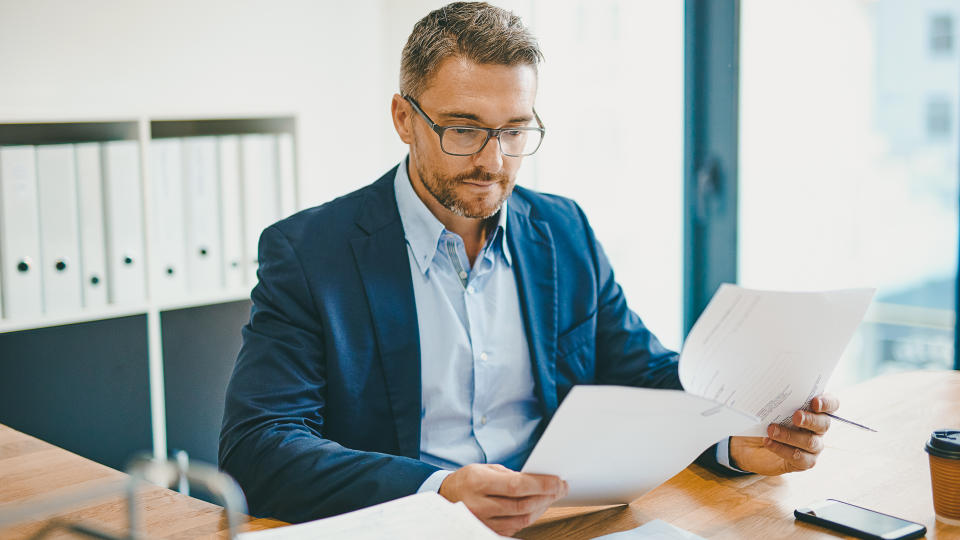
[403,95,546,157]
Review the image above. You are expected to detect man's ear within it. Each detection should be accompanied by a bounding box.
[391,94,414,145]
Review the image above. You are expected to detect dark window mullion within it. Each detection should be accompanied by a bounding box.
[683,0,740,336]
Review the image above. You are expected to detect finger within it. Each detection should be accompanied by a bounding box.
[767,424,824,454]
[484,493,560,517]
[792,409,831,434]
[811,394,840,414]
[486,471,566,498]
[487,514,537,536]
[763,438,818,471]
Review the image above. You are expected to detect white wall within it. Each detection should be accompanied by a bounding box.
[0,0,397,206]
[0,0,686,349]
[529,0,684,349]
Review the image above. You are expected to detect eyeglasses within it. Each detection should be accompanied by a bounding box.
[404,95,545,157]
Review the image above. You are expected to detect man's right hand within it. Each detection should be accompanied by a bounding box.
[438,463,568,536]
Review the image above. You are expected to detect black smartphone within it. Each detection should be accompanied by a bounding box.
[794,499,926,540]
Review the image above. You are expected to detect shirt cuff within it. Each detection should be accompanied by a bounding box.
[715,437,749,473]
[417,469,454,494]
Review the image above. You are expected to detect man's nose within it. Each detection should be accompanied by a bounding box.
[473,134,504,172]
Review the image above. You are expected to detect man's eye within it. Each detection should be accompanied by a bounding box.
[452,128,477,135]
[503,130,523,137]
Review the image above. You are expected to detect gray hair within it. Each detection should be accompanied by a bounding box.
[399,2,544,99]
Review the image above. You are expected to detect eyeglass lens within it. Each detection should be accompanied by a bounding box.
[441,127,543,156]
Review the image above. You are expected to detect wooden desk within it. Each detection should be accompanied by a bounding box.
[0,424,284,538]
[520,370,960,539]
[1,371,958,538]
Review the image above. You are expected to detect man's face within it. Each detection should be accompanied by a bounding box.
[405,58,538,219]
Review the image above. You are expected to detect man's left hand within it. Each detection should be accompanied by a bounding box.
[729,394,839,476]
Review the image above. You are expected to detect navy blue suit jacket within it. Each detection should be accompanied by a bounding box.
[219,166,721,523]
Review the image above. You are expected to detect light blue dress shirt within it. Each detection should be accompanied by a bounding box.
[393,160,544,493]
[394,160,741,494]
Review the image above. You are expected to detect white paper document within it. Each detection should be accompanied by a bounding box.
[523,386,757,505]
[523,284,874,505]
[238,492,506,540]
[594,519,706,540]
[678,284,875,436]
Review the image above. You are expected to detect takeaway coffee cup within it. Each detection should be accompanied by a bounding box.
[926,429,960,525]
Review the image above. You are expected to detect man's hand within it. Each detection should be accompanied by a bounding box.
[729,394,839,476]
[438,463,568,536]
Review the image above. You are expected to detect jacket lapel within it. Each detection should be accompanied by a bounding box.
[507,194,559,419]
[350,172,422,459]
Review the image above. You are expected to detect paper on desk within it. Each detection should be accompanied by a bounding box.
[678,284,875,436]
[522,386,759,505]
[593,519,706,539]
[237,492,506,540]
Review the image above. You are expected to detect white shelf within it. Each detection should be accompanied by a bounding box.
[0,304,149,334]
[155,289,251,312]
[0,290,251,334]
[0,114,294,466]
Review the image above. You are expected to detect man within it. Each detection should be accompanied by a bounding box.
[219,2,839,536]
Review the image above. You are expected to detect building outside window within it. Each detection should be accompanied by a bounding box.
[931,14,955,54]
[927,97,953,139]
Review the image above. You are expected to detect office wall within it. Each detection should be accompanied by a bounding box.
[0,0,686,348]
[0,0,397,205]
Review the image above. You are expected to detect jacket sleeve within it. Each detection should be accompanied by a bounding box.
[218,225,439,523]
[572,203,681,390]
[573,204,749,476]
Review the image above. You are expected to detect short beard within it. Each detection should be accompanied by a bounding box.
[415,161,512,219]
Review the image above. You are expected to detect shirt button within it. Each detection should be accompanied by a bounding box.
[459,270,468,280]
[480,415,488,425]
[479,352,488,362]
[466,285,475,294]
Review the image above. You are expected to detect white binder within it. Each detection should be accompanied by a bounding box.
[36,144,83,314]
[149,138,188,301]
[0,145,44,319]
[218,136,245,291]
[277,133,297,218]
[182,136,223,293]
[101,139,146,305]
[75,143,109,309]
[240,134,280,287]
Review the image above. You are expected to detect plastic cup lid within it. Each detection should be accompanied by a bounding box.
[926,429,960,459]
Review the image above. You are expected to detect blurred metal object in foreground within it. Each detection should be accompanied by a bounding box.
[0,454,247,539]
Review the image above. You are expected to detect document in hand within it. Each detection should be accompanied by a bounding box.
[237,492,507,539]
[522,284,875,506]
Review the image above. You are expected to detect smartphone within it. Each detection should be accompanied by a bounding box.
[794,499,926,540]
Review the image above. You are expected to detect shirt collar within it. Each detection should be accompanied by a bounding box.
[393,157,511,275]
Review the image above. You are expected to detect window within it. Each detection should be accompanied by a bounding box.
[739,0,959,389]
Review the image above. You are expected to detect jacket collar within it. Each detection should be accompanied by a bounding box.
[505,188,559,418]
[350,167,423,458]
